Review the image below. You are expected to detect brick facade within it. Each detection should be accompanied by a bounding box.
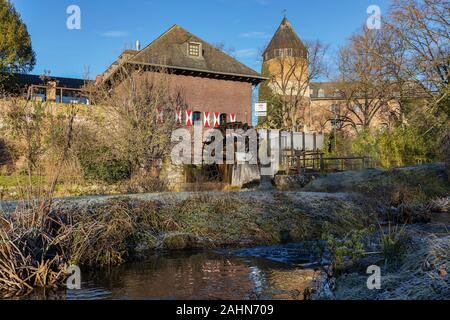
[162,72,253,125]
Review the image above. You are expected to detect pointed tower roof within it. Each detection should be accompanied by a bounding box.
[263,16,307,61]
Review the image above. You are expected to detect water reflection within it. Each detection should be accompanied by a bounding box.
[28,245,320,300]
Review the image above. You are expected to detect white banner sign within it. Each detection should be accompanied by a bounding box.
[255,103,267,117]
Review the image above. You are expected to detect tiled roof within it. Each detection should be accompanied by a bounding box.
[263,17,307,60]
[103,25,266,83]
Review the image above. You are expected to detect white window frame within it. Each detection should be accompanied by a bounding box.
[188,42,202,58]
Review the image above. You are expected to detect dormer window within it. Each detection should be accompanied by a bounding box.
[188,42,201,57]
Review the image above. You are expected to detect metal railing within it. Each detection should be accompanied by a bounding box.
[281,152,375,174]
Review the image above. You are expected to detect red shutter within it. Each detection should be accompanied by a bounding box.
[175,109,182,125]
[186,110,193,126]
[213,112,220,128]
[203,112,210,127]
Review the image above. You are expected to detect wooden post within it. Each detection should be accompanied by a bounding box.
[320,153,325,171]
[302,132,306,152]
[278,131,283,173]
[290,131,295,172]
[313,133,317,151]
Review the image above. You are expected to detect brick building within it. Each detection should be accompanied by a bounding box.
[260,16,401,134]
[100,24,267,126]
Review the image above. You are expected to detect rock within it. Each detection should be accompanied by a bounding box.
[266,269,320,300]
[273,174,313,190]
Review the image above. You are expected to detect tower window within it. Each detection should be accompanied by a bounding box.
[331,105,340,114]
[188,42,201,57]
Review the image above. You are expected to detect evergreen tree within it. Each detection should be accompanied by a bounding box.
[0,0,35,89]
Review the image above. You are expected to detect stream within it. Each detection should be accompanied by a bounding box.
[25,243,324,300]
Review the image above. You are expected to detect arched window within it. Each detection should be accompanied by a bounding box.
[193,111,201,124]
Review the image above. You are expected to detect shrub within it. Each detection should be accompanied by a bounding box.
[380,224,410,268]
[80,154,132,184]
[0,138,13,169]
[322,227,368,270]
[75,128,132,184]
[351,127,434,168]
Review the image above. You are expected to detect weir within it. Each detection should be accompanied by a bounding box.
[182,124,326,188]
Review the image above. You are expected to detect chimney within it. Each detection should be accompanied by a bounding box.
[95,75,103,84]
[136,40,141,51]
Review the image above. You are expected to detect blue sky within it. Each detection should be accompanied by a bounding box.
[10,0,392,80]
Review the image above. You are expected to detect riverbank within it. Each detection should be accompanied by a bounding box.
[0,164,448,299]
[313,220,449,300]
[0,191,374,297]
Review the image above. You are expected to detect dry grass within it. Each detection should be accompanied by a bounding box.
[328,230,449,300]
[0,197,151,297]
[0,203,69,297]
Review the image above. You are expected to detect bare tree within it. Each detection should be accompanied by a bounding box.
[213,41,236,58]
[88,66,185,180]
[336,27,401,131]
[0,97,77,203]
[386,0,449,112]
[347,0,450,133]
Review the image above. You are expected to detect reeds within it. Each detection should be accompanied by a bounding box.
[0,204,68,297]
